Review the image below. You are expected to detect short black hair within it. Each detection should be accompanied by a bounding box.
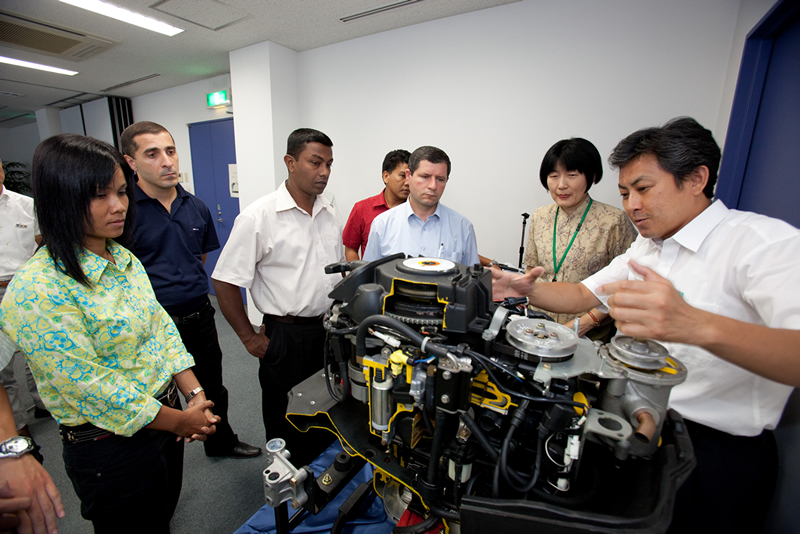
[286,128,333,160]
[539,138,603,193]
[608,117,720,199]
[32,134,135,287]
[382,149,411,175]
[120,121,173,157]
[408,146,450,176]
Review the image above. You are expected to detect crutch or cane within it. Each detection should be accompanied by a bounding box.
[518,212,530,269]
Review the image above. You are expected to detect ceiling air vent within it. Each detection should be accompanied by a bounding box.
[0,10,118,61]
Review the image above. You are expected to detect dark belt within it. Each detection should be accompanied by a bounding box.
[263,313,323,325]
[59,382,179,444]
[169,299,211,326]
[0,279,11,288]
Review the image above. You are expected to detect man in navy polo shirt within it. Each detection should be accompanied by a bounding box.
[120,121,260,459]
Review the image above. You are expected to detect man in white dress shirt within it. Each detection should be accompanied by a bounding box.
[0,161,48,438]
[212,128,343,466]
[0,160,64,532]
[493,117,800,533]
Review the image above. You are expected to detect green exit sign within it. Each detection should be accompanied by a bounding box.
[207,90,230,107]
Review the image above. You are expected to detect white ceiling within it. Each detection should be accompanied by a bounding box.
[0,0,519,128]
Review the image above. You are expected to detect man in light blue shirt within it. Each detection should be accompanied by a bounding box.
[363,146,479,266]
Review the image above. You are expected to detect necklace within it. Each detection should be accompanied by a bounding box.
[551,198,592,281]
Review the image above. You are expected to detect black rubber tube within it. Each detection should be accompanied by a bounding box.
[355,315,450,358]
[427,409,447,485]
[429,501,460,521]
[459,413,499,462]
[330,512,348,534]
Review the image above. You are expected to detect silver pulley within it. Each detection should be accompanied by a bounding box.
[505,319,578,360]
[608,336,670,370]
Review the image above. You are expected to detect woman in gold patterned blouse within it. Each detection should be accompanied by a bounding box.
[523,138,636,341]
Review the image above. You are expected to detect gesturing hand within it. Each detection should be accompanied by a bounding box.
[491,266,543,302]
[598,260,701,344]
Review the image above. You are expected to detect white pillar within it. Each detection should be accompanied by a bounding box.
[229,40,300,323]
[35,108,63,141]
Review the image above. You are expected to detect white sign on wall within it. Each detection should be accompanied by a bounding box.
[228,164,239,198]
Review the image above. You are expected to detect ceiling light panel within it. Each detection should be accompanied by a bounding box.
[0,55,79,76]
[59,0,185,36]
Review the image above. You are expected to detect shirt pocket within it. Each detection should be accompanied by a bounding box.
[187,222,206,253]
[439,249,463,263]
[319,228,342,260]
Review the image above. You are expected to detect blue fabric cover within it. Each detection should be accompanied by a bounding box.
[235,441,395,534]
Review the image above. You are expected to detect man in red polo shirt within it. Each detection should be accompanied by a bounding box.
[343,149,410,260]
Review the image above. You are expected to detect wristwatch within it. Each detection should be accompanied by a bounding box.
[185,386,204,403]
[0,435,35,459]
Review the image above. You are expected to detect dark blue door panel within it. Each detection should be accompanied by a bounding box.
[736,17,800,228]
[188,118,242,297]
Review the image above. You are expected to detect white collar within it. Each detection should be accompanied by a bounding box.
[275,180,333,215]
[667,199,729,253]
[402,198,442,221]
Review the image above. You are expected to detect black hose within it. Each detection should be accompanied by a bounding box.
[427,409,447,485]
[465,469,482,496]
[492,456,501,498]
[464,349,522,383]
[330,512,347,534]
[429,501,460,521]
[323,336,346,403]
[392,515,440,534]
[459,413,498,462]
[422,372,435,437]
[499,400,536,492]
[466,349,586,410]
[501,430,544,494]
[355,315,450,359]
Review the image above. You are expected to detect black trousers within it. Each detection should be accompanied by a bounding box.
[668,420,778,533]
[62,427,184,533]
[173,297,238,455]
[259,316,332,467]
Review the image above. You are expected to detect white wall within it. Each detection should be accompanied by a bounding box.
[229,43,284,208]
[35,108,62,140]
[229,41,300,322]
[302,0,742,264]
[17,0,759,264]
[267,43,300,192]
[0,123,41,175]
[60,106,85,135]
[81,98,115,146]
[131,74,232,192]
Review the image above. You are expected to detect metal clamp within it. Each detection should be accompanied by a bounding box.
[263,438,310,510]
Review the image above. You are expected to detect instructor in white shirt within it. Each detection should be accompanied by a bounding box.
[493,117,800,533]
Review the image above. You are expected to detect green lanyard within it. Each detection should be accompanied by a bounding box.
[552,198,592,281]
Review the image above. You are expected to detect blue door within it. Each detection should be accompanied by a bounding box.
[188,118,241,297]
[731,13,800,226]
[716,2,800,532]
[717,1,800,228]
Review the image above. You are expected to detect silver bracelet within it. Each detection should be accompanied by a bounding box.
[185,386,204,403]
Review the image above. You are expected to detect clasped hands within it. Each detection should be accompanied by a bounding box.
[179,398,220,443]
